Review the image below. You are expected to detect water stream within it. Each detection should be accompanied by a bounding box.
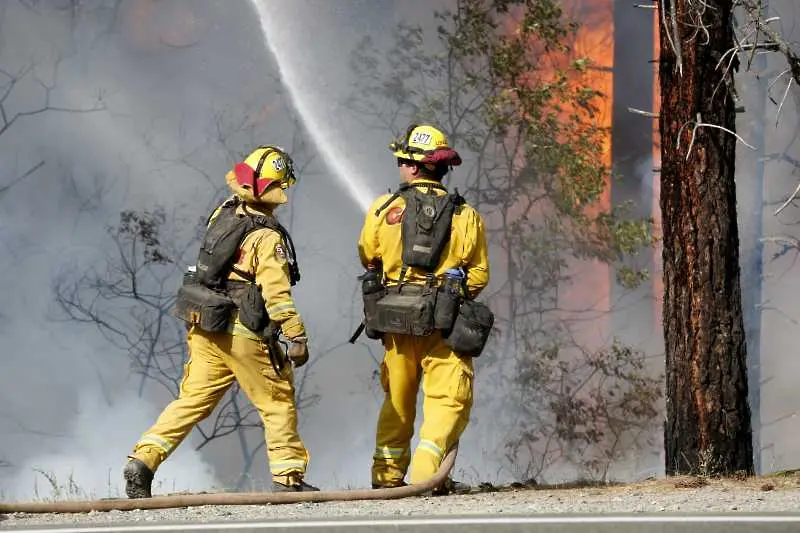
[248,0,376,213]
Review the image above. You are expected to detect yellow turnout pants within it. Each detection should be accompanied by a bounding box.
[129,327,309,485]
[372,331,474,487]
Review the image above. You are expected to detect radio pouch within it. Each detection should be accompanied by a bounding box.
[237,282,270,333]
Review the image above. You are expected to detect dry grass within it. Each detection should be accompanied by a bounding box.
[672,476,709,489]
[469,470,800,496]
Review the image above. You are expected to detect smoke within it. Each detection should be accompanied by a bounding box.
[0,0,445,497]
[2,390,217,501]
[4,0,797,500]
[0,0,293,498]
[736,0,800,474]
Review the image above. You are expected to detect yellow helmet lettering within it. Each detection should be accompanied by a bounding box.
[389,124,462,168]
[233,145,298,197]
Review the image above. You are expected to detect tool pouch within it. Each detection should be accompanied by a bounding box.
[360,270,388,340]
[372,284,437,336]
[444,298,494,357]
[433,285,461,335]
[237,282,269,333]
[172,282,236,333]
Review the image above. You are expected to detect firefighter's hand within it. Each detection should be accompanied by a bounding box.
[287,337,309,368]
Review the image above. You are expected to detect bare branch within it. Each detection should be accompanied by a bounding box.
[774,182,800,216]
[662,0,684,76]
[0,55,106,138]
[774,77,793,126]
[0,160,44,198]
[678,112,756,159]
[628,107,660,118]
[736,0,800,86]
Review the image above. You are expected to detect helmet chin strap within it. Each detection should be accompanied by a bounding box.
[251,145,296,195]
[252,147,276,197]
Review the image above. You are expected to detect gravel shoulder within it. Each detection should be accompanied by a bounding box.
[3,475,800,528]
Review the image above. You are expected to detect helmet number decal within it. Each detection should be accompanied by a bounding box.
[271,157,285,172]
[411,131,432,145]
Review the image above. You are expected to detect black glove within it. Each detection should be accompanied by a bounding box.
[286,337,309,368]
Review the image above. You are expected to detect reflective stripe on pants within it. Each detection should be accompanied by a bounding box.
[130,327,309,482]
[372,331,473,487]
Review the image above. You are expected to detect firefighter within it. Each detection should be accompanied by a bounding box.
[123,146,319,497]
[357,124,491,493]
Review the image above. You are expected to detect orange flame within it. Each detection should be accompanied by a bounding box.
[556,0,615,348]
[652,11,663,330]
[488,0,617,351]
[125,0,202,51]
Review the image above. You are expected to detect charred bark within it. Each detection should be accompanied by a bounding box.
[659,0,754,475]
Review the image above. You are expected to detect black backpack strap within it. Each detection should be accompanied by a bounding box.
[374,183,411,217]
[395,265,409,292]
[251,214,301,287]
[348,322,366,344]
[230,206,301,286]
[423,272,436,295]
[274,221,301,286]
[204,196,239,227]
[374,182,448,217]
[230,265,255,282]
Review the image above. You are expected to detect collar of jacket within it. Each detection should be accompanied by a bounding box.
[236,199,274,218]
[408,178,445,188]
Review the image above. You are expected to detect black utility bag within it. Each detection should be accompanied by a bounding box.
[444,297,494,358]
[371,283,437,337]
[173,283,236,333]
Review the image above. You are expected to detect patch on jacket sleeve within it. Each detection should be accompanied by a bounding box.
[274,242,287,263]
[386,206,405,225]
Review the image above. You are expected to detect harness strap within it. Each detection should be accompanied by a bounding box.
[374,182,449,217]
[396,265,409,292]
[236,202,300,286]
[230,266,255,283]
[348,322,366,344]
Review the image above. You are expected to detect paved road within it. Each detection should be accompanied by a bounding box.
[4,514,800,533]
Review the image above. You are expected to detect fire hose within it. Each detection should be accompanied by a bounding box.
[0,446,457,514]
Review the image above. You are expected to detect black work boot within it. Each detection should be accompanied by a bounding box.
[272,480,320,492]
[123,459,154,499]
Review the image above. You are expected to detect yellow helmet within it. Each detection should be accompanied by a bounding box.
[233,145,297,197]
[389,124,462,167]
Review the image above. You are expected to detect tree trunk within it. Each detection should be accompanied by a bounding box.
[659,0,754,475]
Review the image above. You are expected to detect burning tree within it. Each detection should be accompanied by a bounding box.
[657,0,754,475]
[348,0,661,482]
